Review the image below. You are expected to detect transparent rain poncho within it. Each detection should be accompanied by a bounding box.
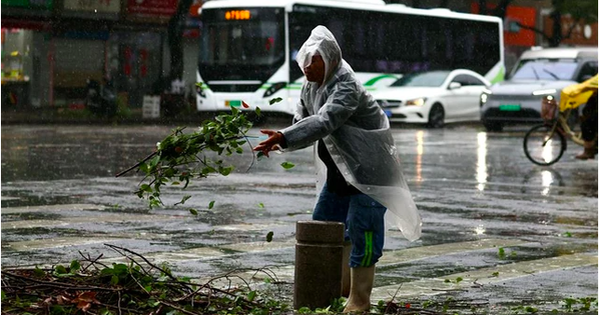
[280,26,422,241]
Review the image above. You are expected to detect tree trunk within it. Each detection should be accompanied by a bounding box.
[167,0,194,81]
[491,0,512,19]
[549,10,562,47]
[478,0,487,15]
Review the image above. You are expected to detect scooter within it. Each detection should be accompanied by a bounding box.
[85,79,117,117]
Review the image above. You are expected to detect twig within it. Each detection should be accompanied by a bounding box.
[116,151,157,177]
[104,244,187,291]
[385,283,404,314]
[104,244,151,276]
[1,271,121,292]
[79,251,107,272]
[118,290,122,315]
[159,300,200,315]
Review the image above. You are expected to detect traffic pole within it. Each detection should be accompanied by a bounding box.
[294,220,345,310]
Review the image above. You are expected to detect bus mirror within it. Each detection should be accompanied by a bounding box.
[263,82,287,98]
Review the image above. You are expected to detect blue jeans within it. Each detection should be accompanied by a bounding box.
[313,183,387,267]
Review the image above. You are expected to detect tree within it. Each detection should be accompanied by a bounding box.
[477,0,598,47]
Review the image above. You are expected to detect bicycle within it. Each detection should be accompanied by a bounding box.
[523,75,598,166]
[523,98,579,165]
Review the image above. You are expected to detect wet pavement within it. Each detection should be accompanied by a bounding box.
[1,121,598,314]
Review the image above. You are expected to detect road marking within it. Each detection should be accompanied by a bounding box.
[378,239,527,265]
[1,214,177,230]
[1,204,106,214]
[1,196,20,201]
[371,252,598,302]
[4,237,122,251]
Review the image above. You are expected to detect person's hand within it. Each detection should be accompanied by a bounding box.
[253,129,284,158]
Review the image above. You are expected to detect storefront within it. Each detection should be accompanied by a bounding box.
[2,0,203,109]
[1,0,53,109]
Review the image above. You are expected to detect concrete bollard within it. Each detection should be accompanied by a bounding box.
[294,220,345,310]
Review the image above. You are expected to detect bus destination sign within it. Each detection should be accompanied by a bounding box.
[225,10,251,20]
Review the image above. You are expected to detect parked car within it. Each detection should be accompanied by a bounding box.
[372,69,491,128]
[480,47,598,131]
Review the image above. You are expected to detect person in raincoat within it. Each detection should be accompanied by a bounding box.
[254,25,421,312]
[560,74,598,160]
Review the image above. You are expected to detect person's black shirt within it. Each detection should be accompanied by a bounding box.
[318,140,361,196]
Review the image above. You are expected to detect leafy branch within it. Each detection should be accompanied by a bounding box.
[117,106,259,208]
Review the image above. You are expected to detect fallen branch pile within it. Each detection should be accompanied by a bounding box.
[1,244,291,315]
[2,244,487,315]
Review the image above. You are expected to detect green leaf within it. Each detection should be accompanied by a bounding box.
[455,277,463,283]
[189,208,198,215]
[266,231,274,242]
[258,203,265,209]
[34,266,45,277]
[111,275,119,285]
[247,291,257,302]
[208,200,215,209]
[70,260,81,273]
[55,265,68,274]
[269,97,283,105]
[176,195,191,205]
[255,107,262,116]
[1,290,6,301]
[219,165,234,176]
[498,247,506,259]
[281,162,295,169]
[141,184,152,192]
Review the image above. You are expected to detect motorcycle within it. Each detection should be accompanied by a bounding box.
[85,78,117,117]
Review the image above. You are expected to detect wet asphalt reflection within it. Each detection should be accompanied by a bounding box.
[1,122,597,312]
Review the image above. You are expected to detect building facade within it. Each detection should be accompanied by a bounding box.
[1,0,202,110]
[2,0,597,109]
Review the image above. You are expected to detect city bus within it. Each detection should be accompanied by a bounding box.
[196,0,504,115]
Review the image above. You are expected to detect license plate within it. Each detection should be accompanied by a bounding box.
[499,104,521,111]
[384,110,392,117]
[225,100,242,107]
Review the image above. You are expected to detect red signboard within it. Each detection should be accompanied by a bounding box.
[127,0,177,17]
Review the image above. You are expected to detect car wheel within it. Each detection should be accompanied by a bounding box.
[427,104,445,128]
[483,121,503,132]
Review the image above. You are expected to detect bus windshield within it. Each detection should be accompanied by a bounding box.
[199,8,284,67]
[511,59,578,81]
[390,71,450,87]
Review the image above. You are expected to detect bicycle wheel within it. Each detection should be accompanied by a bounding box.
[523,124,567,166]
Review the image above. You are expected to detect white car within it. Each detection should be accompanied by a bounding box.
[372,69,491,128]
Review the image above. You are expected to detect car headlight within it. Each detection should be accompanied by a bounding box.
[532,88,557,96]
[480,93,488,107]
[405,98,426,106]
[480,89,492,107]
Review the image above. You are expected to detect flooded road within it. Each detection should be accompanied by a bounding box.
[1,122,597,313]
